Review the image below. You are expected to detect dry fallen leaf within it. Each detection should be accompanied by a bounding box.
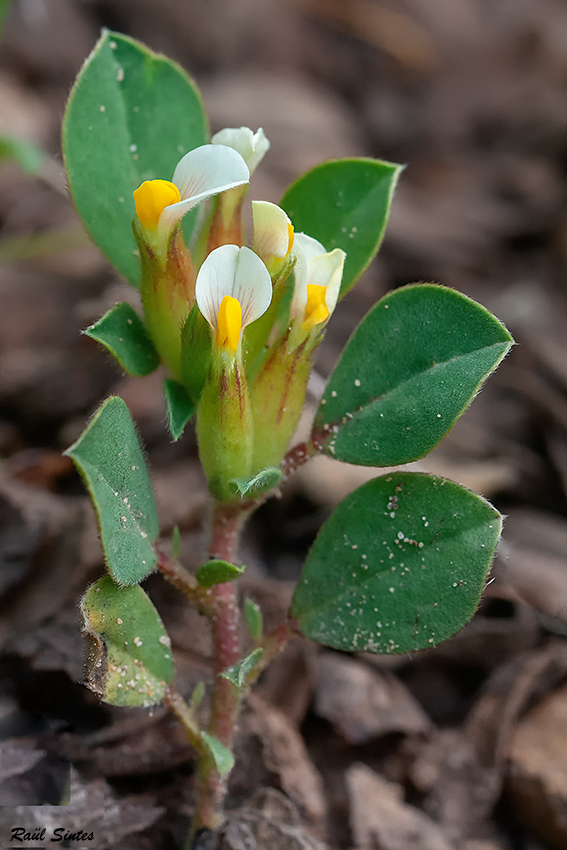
[314,652,431,744]
[346,762,457,850]
[507,680,567,849]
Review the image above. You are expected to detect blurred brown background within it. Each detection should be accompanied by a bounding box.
[1,2,567,849]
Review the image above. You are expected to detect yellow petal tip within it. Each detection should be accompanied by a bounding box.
[133,179,181,231]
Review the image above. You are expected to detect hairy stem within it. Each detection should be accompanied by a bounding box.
[190,499,251,838]
[281,440,317,480]
[162,686,205,757]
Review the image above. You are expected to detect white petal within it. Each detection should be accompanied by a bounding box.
[212,127,254,160]
[308,249,346,314]
[293,232,327,262]
[195,245,272,330]
[248,128,270,172]
[289,244,309,321]
[157,145,249,249]
[232,246,273,326]
[173,144,249,200]
[252,200,292,262]
[211,126,270,173]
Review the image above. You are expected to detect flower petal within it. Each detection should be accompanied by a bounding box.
[157,145,250,251]
[290,237,346,324]
[173,144,250,200]
[252,201,293,265]
[211,126,270,173]
[196,245,272,333]
[307,249,346,315]
[232,245,273,326]
[293,232,326,262]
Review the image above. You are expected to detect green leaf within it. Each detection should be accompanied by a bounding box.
[226,467,283,499]
[84,302,160,376]
[313,284,513,466]
[65,396,159,585]
[189,681,205,712]
[196,559,246,588]
[180,305,213,404]
[62,30,208,286]
[220,648,264,689]
[201,732,235,777]
[291,472,502,654]
[244,598,263,641]
[81,576,173,707]
[280,158,402,297]
[163,377,195,441]
[0,135,44,175]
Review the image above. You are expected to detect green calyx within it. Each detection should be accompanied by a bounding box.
[196,350,254,501]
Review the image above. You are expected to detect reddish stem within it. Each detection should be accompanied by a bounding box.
[190,500,251,837]
[280,440,317,480]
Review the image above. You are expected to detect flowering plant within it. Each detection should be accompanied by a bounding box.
[62,31,513,842]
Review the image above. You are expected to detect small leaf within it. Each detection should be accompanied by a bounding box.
[180,305,212,404]
[220,648,264,689]
[171,525,181,559]
[244,598,263,641]
[62,30,208,286]
[313,284,513,466]
[189,681,205,712]
[84,302,160,376]
[280,158,402,297]
[227,467,283,499]
[163,377,195,441]
[65,396,158,585]
[196,559,246,588]
[81,576,173,707]
[201,733,235,777]
[0,135,44,175]
[291,472,502,654]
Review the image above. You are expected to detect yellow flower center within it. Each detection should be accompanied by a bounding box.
[303,284,329,330]
[216,295,242,353]
[133,179,181,231]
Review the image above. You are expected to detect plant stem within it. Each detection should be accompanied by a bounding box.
[156,550,199,599]
[190,499,251,837]
[281,440,317,479]
[246,617,299,686]
[162,686,205,757]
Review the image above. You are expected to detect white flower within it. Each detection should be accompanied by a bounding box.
[211,127,270,174]
[133,144,249,260]
[290,233,346,331]
[251,200,294,274]
[195,245,272,353]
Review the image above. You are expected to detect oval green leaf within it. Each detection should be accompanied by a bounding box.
[84,302,160,376]
[64,396,159,585]
[280,158,402,297]
[244,598,263,641]
[81,576,173,707]
[62,30,208,286]
[312,284,513,466]
[196,559,246,588]
[220,648,264,690]
[291,472,502,654]
[201,733,235,777]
